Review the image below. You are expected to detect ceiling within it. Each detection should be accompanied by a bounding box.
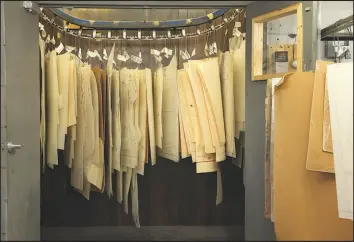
[36,1,254,9]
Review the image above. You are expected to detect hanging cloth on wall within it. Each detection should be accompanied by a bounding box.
[105,43,116,197]
[81,65,97,200]
[146,68,156,165]
[86,67,103,190]
[56,52,70,150]
[92,66,105,165]
[220,52,236,158]
[176,70,194,159]
[230,36,246,139]
[112,69,121,172]
[45,50,60,168]
[71,64,87,194]
[154,66,164,150]
[64,55,78,169]
[179,67,198,162]
[136,69,148,175]
[198,57,227,161]
[157,56,180,162]
[187,60,215,156]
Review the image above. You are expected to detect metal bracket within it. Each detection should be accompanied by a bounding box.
[23,1,40,14]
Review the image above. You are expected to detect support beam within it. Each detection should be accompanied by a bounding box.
[36,1,253,9]
[321,15,353,39]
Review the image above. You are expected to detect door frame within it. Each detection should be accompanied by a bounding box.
[1,1,318,241]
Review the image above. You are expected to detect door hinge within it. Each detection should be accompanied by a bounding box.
[22,1,41,15]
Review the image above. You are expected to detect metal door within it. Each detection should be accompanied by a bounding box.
[1,1,40,240]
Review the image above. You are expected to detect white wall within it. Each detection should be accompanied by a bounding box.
[318,1,353,62]
[267,14,297,45]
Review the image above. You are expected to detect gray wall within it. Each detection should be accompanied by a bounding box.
[244,1,316,240]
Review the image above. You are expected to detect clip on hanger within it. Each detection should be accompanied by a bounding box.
[64,21,70,32]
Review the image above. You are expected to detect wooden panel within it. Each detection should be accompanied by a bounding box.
[273,72,353,241]
[264,79,272,220]
[306,60,334,173]
[322,81,333,153]
[252,21,264,77]
[252,3,299,23]
[295,3,303,73]
[252,3,303,81]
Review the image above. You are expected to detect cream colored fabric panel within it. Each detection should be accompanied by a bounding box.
[137,69,148,175]
[112,70,122,171]
[179,110,189,159]
[56,53,70,150]
[231,37,246,139]
[198,57,226,145]
[196,161,218,173]
[39,35,46,171]
[121,69,140,169]
[86,69,103,190]
[106,71,113,196]
[105,44,116,197]
[80,66,96,200]
[64,57,77,169]
[71,66,85,191]
[177,70,192,159]
[187,60,215,154]
[179,69,199,162]
[46,51,60,167]
[154,67,163,149]
[134,70,142,165]
[176,70,192,157]
[220,52,236,158]
[146,68,156,165]
[67,57,77,127]
[327,62,353,221]
[157,56,180,162]
[197,58,226,162]
[200,75,219,151]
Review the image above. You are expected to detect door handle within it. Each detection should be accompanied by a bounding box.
[7,141,23,154]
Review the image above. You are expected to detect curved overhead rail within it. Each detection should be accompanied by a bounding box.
[49,8,230,30]
[39,9,241,40]
[321,15,353,41]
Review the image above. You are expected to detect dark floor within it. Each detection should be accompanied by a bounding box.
[41,151,245,240]
[41,226,245,241]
